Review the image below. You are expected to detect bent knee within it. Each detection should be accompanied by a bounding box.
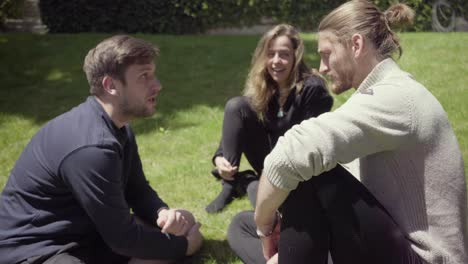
[225,96,250,113]
[227,211,255,242]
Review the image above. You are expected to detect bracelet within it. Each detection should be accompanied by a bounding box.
[256,211,281,238]
[256,227,273,238]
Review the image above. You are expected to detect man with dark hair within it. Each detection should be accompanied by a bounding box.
[0,35,203,264]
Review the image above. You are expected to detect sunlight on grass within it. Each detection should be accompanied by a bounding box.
[46,69,73,82]
[0,114,40,188]
[1,32,467,263]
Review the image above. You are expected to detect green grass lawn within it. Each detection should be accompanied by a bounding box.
[0,32,467,263]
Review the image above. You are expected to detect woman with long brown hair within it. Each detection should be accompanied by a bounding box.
[206,24,333,213]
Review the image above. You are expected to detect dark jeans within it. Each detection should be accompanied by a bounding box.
[19,242,129,264]
[227,165,424,264]
[217,96,270,174]
[207,96,265,210]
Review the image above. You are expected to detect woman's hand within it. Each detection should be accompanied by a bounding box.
[214,156,238,181]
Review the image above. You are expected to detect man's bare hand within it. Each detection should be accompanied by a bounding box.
[186,222,203,256]
[266,253,278,264]
[157,209,195,236]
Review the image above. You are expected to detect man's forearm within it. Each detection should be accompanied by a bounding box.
[254,175,289,234]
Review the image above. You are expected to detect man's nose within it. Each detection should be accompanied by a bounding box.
[319,60,328,74]
[153,79,162,92]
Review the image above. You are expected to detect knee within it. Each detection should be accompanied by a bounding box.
[224,96,250,114]
[227,211,254,243]
[246,179,258,196]
[43,253,85,264]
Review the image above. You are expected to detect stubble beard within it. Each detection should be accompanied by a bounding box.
[331,78,352,95]
[331,65,354,95]
[119,95,154,121]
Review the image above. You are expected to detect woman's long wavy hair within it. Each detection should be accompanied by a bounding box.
[243,24,317,118]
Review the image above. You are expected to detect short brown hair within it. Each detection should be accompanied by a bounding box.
[319,0,414,60]
[83,35,159,95]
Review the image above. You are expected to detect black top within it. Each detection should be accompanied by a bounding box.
[264,76,333,147]
[214,75,333,160]
[0,96,187,263]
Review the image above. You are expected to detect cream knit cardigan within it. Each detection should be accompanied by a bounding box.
[263,58,467,264]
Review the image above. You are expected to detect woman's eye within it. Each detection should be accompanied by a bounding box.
[280,52,290,58]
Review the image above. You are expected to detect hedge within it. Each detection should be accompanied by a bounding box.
[0,0,24,26]
[37,0,466,33]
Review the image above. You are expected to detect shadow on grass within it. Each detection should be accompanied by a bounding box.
[0,34,320,134]
[193,239,239,264]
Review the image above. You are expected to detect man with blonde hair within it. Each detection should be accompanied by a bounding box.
[0,35,202,264]
[255,1,467,264]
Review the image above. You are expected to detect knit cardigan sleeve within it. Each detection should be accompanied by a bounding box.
[263,83,415,191]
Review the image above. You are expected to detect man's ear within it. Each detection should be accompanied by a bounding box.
[350,33,365,59]
[102,76,118,96]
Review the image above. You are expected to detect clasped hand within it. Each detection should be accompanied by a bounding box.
[260,219,281,264]
[157,208,203,256]
[157,208,195,236]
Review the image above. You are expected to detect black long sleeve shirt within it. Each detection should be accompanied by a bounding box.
[214,76,333,162]
[0,96,187,264]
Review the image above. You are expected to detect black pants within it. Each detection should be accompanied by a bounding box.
[207,96,265,209]
[227,165,424,264]
[19,241,129,264]
[218,96,270,174]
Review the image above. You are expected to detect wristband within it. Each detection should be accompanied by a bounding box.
[256,227,273,238]
[256,211,281,238]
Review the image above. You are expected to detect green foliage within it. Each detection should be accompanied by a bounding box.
[38,0,441,34]
[0,0,24,25]
[373,0,432,31]
[449,0,468,20]
[39,0,205,33]
[257,0,344,31]
[374,0,467,31]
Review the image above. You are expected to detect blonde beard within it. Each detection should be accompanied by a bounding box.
[331,78,353,95]
[330,64,355,95]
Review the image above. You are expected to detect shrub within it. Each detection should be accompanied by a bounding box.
[372,0,432,31]
[39,0,437,34]
[0,0,25,26]
[39,0,114,33]
[39,0,206,33]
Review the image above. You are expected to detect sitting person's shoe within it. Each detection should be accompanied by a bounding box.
[236,170,259,207]
[205,169,259,213]
[236,170,258,196]
[205,179,236,214]
[210,168,222,180]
